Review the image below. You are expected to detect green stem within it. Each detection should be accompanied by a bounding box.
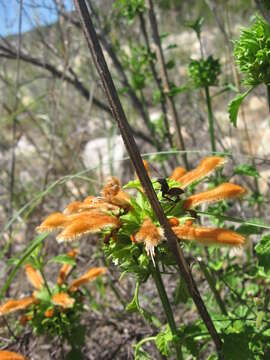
[39,267,52,296]
[204,86,216,153]
[152,262,183,360]
[199,261,227,316]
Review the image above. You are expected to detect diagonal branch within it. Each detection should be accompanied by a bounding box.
[0,44,153,146]
[73,0,223,356]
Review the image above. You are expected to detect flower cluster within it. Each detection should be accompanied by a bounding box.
[0,249,106,335]
[35,157,246,273]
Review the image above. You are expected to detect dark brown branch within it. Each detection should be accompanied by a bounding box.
[73,0,223,356]
[145,0,189,170]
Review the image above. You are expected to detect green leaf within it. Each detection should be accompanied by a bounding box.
[255,235,270,273]
[228,87,253,127]
[174,276,189,305]
[155,325,173,356]
[234,164,260,178]
[48,254,76,266]
[237,218,265,235]
[0,232,48,299]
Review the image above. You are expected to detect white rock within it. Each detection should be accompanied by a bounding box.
[82,135,125,176]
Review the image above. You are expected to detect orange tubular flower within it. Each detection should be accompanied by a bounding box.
[25,264,44,290]
[134,218,164,260]
[69,267,107,292]
[36,212,70,232]
[183,183,246,209]
[173,225,245,246]
[52,293,75,309]
[170,167,186,181]
[56,211,120,242]
[0,297,35,316]
[175,156,226,188]
[102,176,131,209]
[57,249,78,285]
[0,350,28,360]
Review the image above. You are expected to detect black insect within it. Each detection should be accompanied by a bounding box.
[157,178,185,203]
[187,209,199,220]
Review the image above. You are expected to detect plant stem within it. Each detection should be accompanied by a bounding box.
[152,262,183,360]
[204,86,216,153]
[73,1,223,355]
[198,260,227,315]
[145,0,189,170]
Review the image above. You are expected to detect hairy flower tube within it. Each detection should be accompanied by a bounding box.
[0,250,106,335]
[0,350,27,360]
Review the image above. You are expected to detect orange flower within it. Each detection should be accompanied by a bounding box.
[52,293,75,309]
[173,156,226,188]
[69,267,107,292]
[0,350,27,360]
[170,167,186,181]
[102,176,131,209]
[183,183,246,209]
[134,218,164,260]
[24,264,44,290]
[169,217,180,227]
[56,211,120,242]
[173,225,245,246]
[44,308,54,318]
[36,212,70,232]
[0,297,35,316]
[57,249,78,285]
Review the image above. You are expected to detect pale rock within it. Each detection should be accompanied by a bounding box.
[258,169,270,194]
[248,96,265,112]
[15,135,36,157]
[82,136,125,177]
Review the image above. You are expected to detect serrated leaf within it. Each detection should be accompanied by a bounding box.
[234,164,260,178]
[255,235,270,273]
[155,325,173,356]
[228,87,253,127]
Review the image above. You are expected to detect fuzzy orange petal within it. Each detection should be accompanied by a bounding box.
[52,293,75,309]
[183,183,246,209]
[177,157,226,188]
[81,197,120,214]
[102,177,131,208]
[0,297,35,316]
[24,264,44,290]
[57,212,120,242]
[63,201,83,215]
[36,212,69,233]
[134,218,164,259]
[170,167,186,181]
[69,267,107,292]
[0,350,28,360]
[57,249,79,285]
[173,225,245,246]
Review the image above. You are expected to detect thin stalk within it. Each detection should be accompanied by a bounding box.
[73,1,223,355]
[204,86,216,153]
[145,0,189,170]
[152,262,183,360]
[267,84,270,112]
[39,267,52,296]
[198,260,227,316]
[138,12,176,155]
